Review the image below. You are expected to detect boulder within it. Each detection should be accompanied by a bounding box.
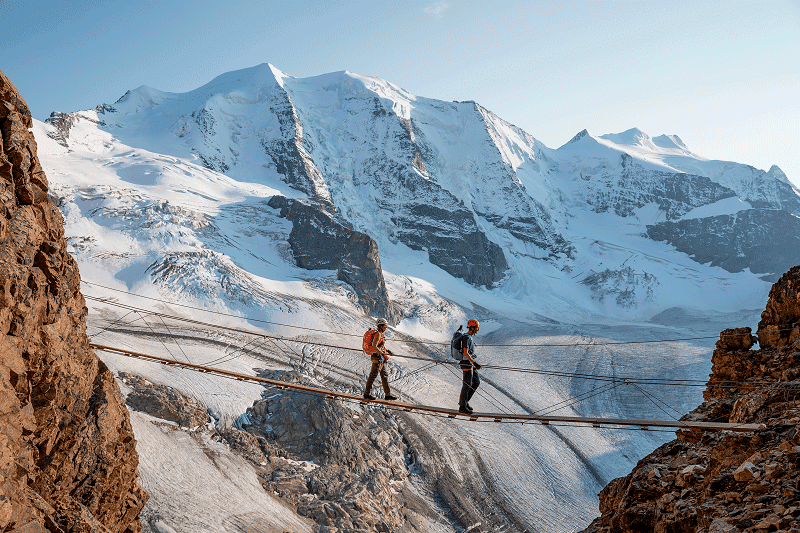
[708,518,736,533]
[733,462,758,482]
[121,373,210,428]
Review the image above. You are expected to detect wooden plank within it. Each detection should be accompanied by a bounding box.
[90,343,764,432]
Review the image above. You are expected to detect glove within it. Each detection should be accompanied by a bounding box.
[473,362,482,370]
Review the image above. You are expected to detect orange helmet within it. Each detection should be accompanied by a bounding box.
[467,319,479,328]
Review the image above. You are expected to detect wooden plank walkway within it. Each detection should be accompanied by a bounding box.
[91,343,764,432]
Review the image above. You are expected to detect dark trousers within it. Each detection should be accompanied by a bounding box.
[365,358,391,395]
[459,365,480,408]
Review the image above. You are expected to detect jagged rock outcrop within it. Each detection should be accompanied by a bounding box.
[582,267,800,533]
[43,111,77,149]
[120,373,210,428]
[228,369,436,532]
[267,196,402,324]
[756,266,800,350]
[233,374,408,532]
[582,267,659,308]
[0,70,147,532]
[647,209,800,281]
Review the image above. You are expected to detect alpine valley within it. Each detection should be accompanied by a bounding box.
[31,63,800,532]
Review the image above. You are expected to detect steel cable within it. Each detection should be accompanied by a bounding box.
[85,295,800,393]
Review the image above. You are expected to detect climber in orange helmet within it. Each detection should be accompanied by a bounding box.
[457,319,481,414]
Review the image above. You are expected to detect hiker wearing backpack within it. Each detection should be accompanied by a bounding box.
[453,319,481,414]
[362,318,398,401]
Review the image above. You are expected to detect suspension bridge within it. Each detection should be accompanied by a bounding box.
[91,342,764,432]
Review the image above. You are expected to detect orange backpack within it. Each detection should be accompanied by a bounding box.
[362,329,383,355]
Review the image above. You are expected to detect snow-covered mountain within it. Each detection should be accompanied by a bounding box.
[31,63,800,532]
[40,63,800,323]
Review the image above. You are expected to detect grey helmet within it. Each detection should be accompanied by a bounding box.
[376,318,388,326]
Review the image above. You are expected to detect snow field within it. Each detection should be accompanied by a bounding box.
[130,411,313,533]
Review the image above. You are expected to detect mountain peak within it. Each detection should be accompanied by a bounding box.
[113,84,168,107]
[111,64,286,112]
[600,127,650,146]
[651,134,688,151]
[197,63,283,92]
[562,129,592,147]
[267,63,292,87]
[598,129,694,156]
[768,165,790,184]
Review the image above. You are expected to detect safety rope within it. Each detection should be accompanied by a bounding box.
[84,295,800,392]
[82,281,787,345]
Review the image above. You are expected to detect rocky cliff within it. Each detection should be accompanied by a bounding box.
[584,153,737,220]
[267,195,402,324]
[582,267,800,533]
[647,210,800,281]
[0,70,146,532]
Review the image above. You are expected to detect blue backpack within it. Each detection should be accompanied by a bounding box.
[450,326,465,360]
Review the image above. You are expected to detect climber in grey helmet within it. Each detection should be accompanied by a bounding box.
[362,317,398,401]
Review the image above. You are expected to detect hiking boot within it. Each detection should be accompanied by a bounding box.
[458,404,473,414]
[384,394,398,401]
[363,393,376,401]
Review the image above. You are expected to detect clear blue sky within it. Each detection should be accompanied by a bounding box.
[2,0,799,184]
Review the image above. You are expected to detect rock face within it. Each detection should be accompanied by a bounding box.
[120,373,210,428]
[647,210,800,281]
[582,267,659,308]
[756,266,800,350]
[229,370,437,532]
[268,196,402,324]
[582,267,800,533]
[585,154,737,220]
[0,70,146,532]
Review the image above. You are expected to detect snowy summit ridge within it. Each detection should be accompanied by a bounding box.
[35,62,800,324]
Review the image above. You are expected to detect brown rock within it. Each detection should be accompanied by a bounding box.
[747,482,770,495]
[758,266,800,349]
[0,69,146,532]
[581,267,800,533]
[717,327,757,351]
[734,461,758,482]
